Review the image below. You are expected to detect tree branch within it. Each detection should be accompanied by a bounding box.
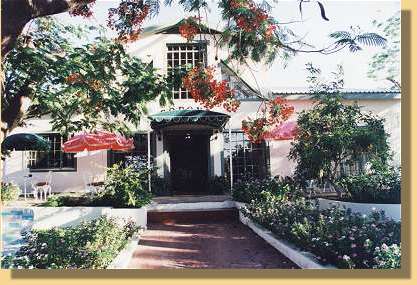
[1,0,93,57]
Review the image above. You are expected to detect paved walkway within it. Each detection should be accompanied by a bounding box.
[127,220,299,269]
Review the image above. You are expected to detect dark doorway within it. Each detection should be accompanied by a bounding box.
[167,131,209,195]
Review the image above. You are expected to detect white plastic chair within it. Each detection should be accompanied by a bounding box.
[31,171,53,201]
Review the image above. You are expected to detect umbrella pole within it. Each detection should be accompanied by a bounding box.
[147,130,151,193]
[229,122,233,192]
[22,151,27,200]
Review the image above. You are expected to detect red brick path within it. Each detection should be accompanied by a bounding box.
[128,210,299,269]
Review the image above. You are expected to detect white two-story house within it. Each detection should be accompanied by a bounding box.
[3,20,401,196]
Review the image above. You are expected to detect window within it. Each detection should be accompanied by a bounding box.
[224,131,270,182]
[107,133,155,167]
[167,43,207,99]
[28,133,76,171]
[336,153,370,178]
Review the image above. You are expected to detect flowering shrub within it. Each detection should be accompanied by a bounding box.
[1,182,20,204]
[107,1,150,43]
[243,193,401,268]
[179,17,200,41]
[373,243,401,269]
[2,216,139,269]
[232,175,296,204]
[242,97,294,143]
[182,65,240,112]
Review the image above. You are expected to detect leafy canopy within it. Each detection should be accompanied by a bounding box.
[289,65,391,183]
[367,11,400,89]
[2,17,171,135]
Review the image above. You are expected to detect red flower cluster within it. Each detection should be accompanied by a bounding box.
[107,1,150,43]
[65,73,83,84]
[228,0,277,41]
[179,17,200,42]
[182,65,240,112]
[265,97,295,124]
[69,0,96,18]
[242,118,267,144]
[65,73,103,91]
[242,97,294,143]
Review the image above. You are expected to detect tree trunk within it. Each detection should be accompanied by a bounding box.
[1,0,94,57]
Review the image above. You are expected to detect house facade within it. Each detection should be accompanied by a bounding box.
[3,22,401,195]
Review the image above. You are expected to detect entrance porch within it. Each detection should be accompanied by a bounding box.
[149,109,231,196]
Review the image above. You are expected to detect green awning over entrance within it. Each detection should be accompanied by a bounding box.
[149,109,230,130]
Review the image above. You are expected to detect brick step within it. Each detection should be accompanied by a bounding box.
[147,208,239,224]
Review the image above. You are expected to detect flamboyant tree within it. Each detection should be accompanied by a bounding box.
[1,0,389,143]
[2,17,171,139]
[367,11,400,89]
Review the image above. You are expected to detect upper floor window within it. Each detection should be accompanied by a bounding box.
[167,43,207,99]
[28,133,76,172]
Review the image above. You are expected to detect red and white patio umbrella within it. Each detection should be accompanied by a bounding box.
[62,131,134,153]
[264,121,298,141]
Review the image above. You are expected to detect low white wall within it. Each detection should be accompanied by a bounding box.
[317,198,401,221]
[102,208,147,229]
[236,203,331,269]
[146,200,236,212]
[29,207,147,230]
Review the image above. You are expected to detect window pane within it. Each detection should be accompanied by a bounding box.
[167,43,207,99]
[29,133,76,171]
[224,131,270,182]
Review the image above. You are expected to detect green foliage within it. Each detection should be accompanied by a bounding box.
[150,175,171,196]
[337,160,401,204]
[43,194,94,207]
[232,175,295,203]
[243,193,401,269]
[2,216,139,269]
[367,12,400,88]
[289,94,390,184]
[98,163,153,208]
[329,26,387,53]
[1,182,20,204]
[3,17,171,135]
[208,175,229,195]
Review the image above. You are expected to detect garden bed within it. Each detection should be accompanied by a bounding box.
[2,216,140,269]
[235,195,401,269]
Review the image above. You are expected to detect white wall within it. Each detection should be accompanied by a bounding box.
[2,31,401,192]
[3,118,108,193]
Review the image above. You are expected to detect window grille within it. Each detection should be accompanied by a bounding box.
[167,43,207,99]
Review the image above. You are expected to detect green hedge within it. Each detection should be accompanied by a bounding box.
[243,192,401,269]
[2,216,139,269]
[232,176,297,204]
[337,162,401,204]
